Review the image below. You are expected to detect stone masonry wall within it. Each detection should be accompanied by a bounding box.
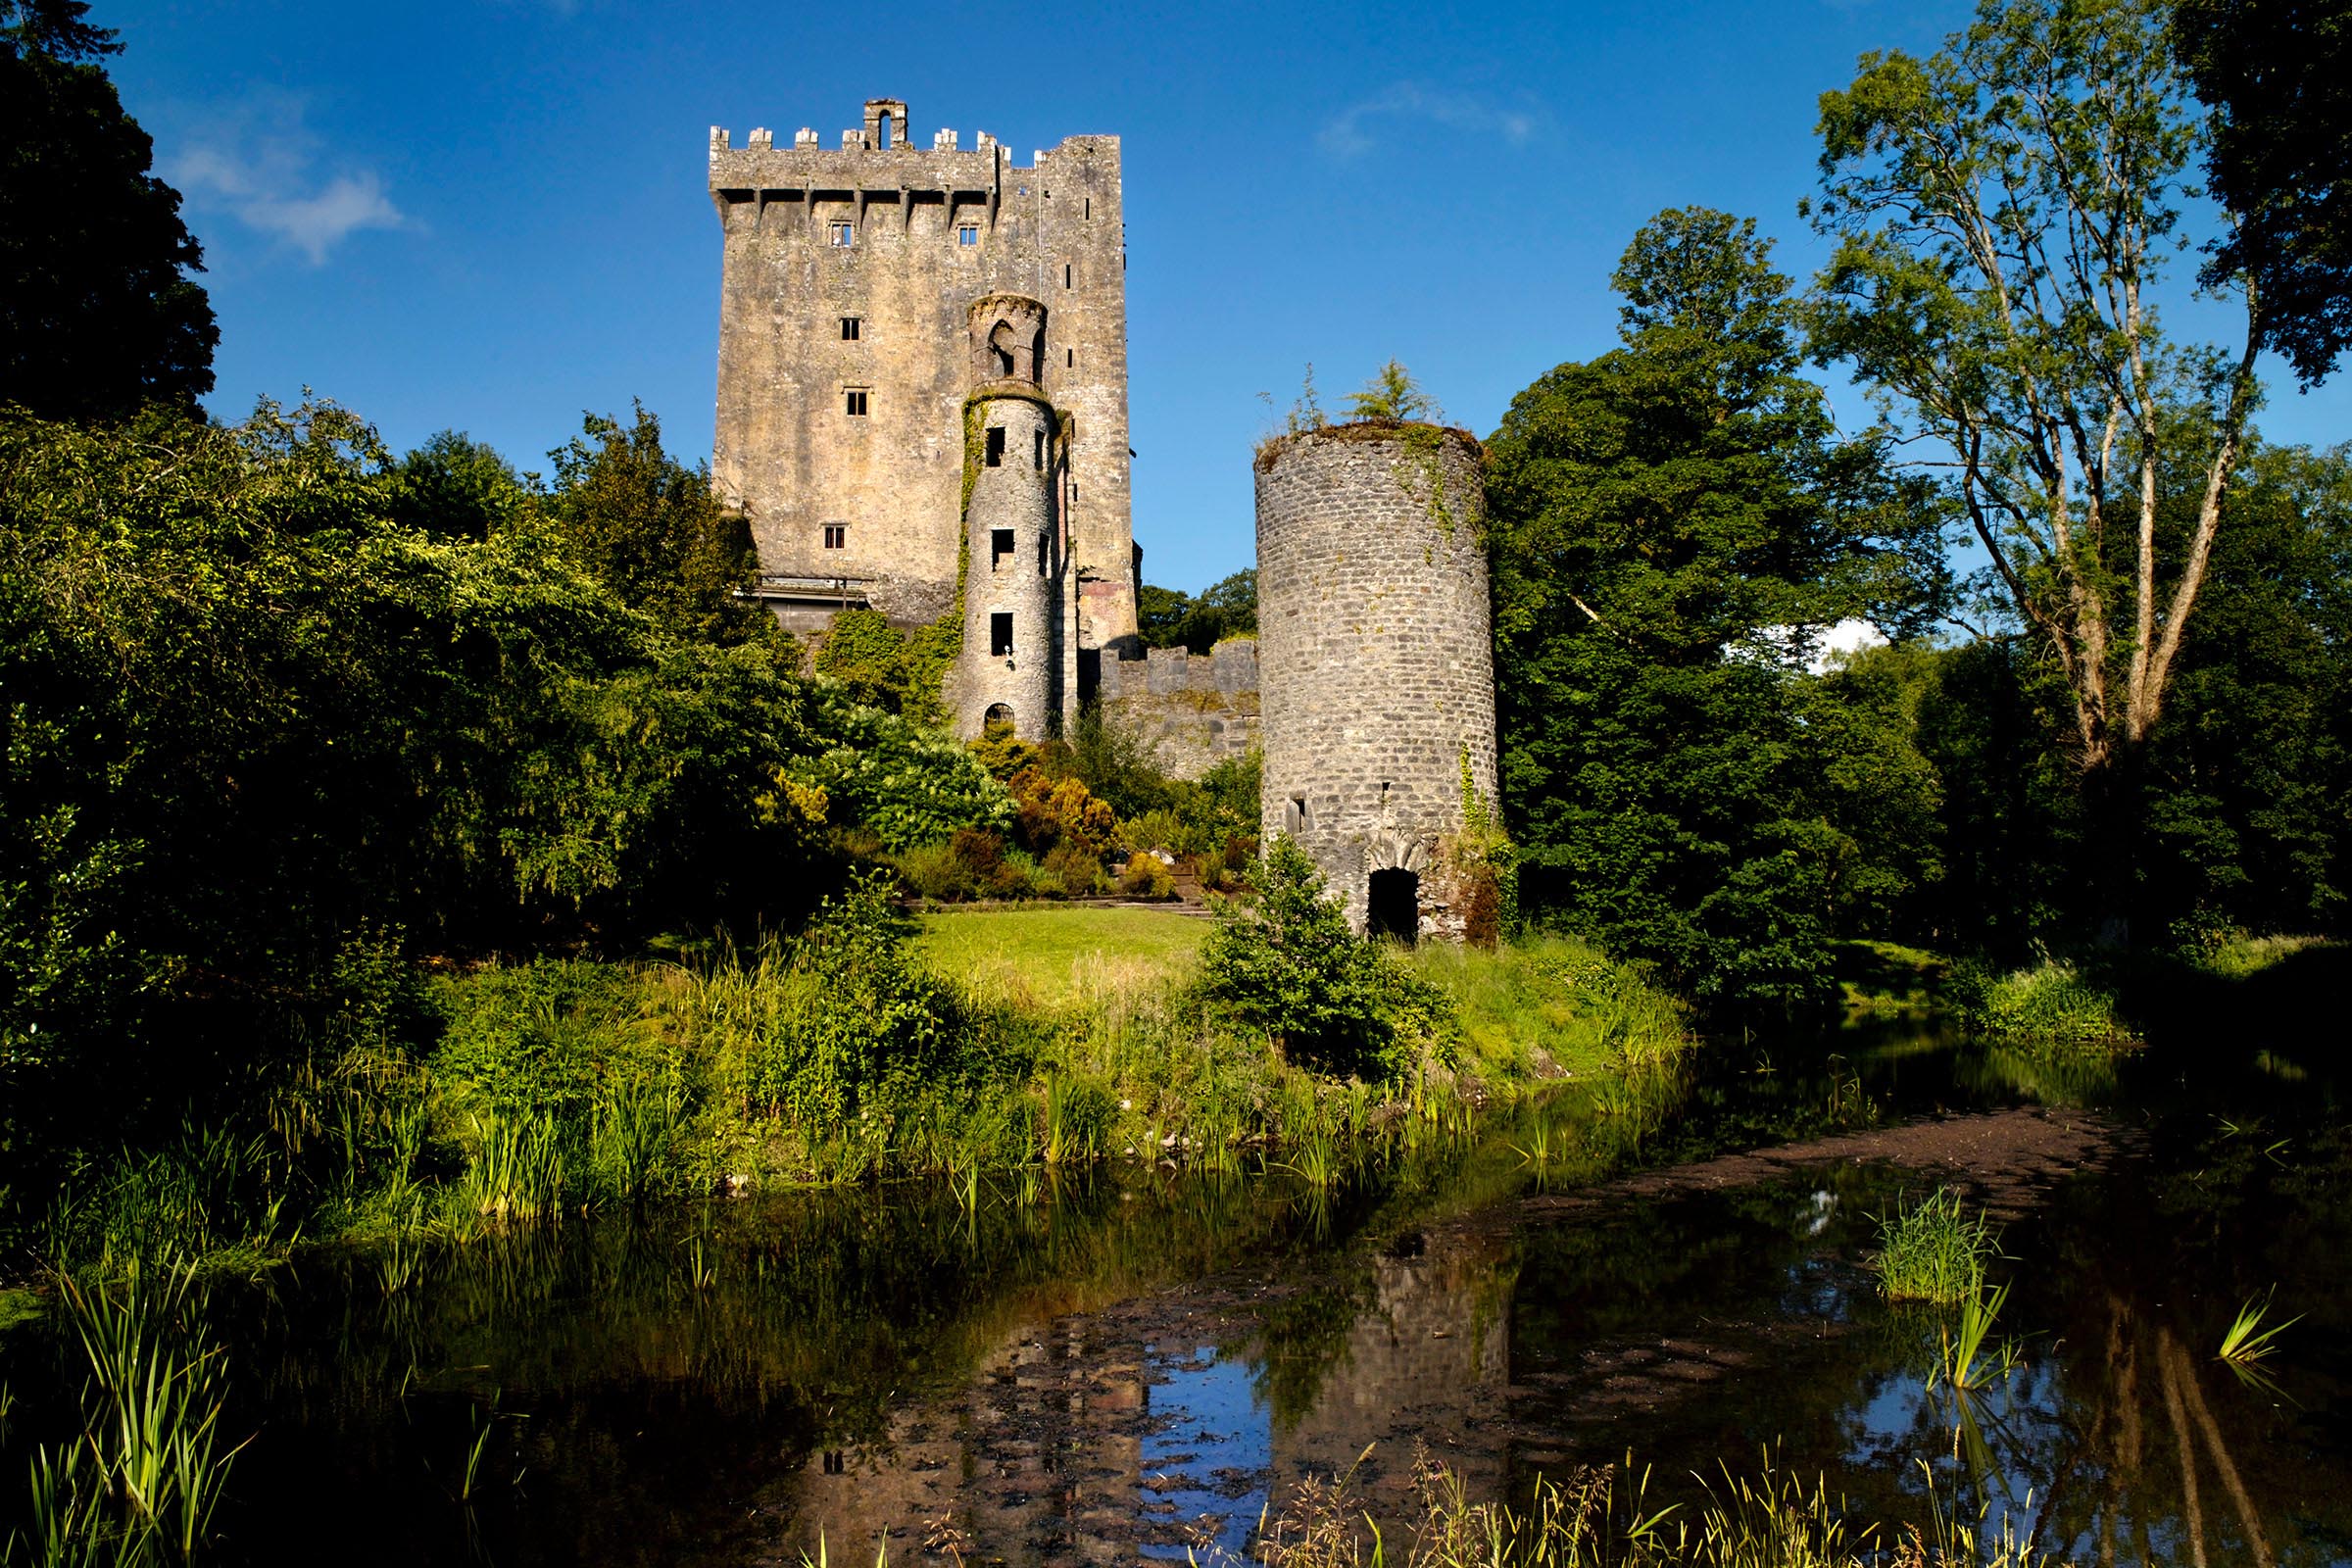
[957,386,1062,740]
[1254,424,1497,939]
[709,107,1135,651]
[1097,640,1259,780]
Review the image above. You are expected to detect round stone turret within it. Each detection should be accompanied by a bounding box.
[956,294,1063,740]
[1254,422,1497,941]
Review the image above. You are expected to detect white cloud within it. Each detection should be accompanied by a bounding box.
[1317,83,1541,159]
[168,91,405,265]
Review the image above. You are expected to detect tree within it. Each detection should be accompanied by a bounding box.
[1805,0,2261,782]
[0,0,218,418]
[392,430,530,541]
[1343,360,1438,422]
[545,404,769,647]
[1135,569,1257,654]
[1489,207,1945,1006]
[2175,0,2352,388]
[1197,836,1451,1078]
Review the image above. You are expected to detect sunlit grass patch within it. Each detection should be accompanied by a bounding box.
[1950,957,2135,1047]
[1408,933,1688,1085]
[914,906,1208,1011]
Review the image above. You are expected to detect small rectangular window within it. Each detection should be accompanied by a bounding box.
[1063,263,1072,288]
[1037,531,1049,575]
[841,317,860,341]
[956,224,979,247]
[990,612,1014,657]
[984,426,1004,466]
[1033,428,1045,470]
[827,220,853,247]
[1084,196,1092,219]
[990,528,1014,570]
[844,389,868,416]
[1287,797,1309,834]
[822,524,846,550]
[1066,348,1073,368]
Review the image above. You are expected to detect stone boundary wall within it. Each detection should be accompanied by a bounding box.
[1097,640,1259,780]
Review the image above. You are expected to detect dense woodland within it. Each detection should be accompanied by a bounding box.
[3,0,2349,1190]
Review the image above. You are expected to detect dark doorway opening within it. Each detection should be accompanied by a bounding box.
[1366,869,1419,945]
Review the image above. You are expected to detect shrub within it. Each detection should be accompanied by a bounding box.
[1197,836,1456,1080]
[1950,956,2134,1046]
[793,692,1013,851]
[1119,854,1175,900]
[1120,808,1190,855]
[1009,766,1118,857]
[1043,841,1105,896]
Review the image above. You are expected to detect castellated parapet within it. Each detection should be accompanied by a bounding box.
[708,99,1137,726]
[1254,423,1497,941]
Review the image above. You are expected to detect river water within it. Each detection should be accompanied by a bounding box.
[5,996,2348,1566]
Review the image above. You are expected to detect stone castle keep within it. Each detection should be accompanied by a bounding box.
[709,100,1497,939]
[709,99,1135,739]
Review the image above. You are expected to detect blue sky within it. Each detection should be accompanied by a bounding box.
[108,0,2350,593]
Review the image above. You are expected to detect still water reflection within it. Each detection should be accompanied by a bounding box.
[3,1020,2346,1566]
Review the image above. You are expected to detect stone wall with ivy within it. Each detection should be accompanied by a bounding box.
[1252,420,1496,940]
[1098,640,1260,779]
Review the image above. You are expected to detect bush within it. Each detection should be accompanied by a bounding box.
[1950,956,2134,1046]
[1197,837,1456,1080]
[793,692,1013,851]
[1118,854,1175,900]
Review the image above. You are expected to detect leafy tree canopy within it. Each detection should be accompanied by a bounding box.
[2177,0,2352,387]
[1489,206,1945,1008]
[1136,569,1256,654]
[1,0,218,419]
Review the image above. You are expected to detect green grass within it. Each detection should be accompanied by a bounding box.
[1408,934,1689,1083]
[1950,957,2135,1047]
[1871,1187,1998,1304]
[914,906,1208,1010]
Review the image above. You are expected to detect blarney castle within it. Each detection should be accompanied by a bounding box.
[709,100,1496,942]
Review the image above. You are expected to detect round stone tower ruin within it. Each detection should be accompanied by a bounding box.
[1254,422,1498,942]
[956,293,1065,740]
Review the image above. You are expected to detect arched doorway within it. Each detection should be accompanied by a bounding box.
[1366,868,1419,945]
[983,703,1014,734]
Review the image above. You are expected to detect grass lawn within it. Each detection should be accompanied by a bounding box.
[915,906,1210,1010]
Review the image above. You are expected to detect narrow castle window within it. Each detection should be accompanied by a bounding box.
[823,524,846,550]
[1066,348,1074,368]
[844,389,868,416]
[990,612,1014,657]
[827,220,853,247]
[1037,532,1049,575]
[1084,196,1092,219]
[984,426,1004,466]
[877,112,894,148]
[1033,428,1045,469]
[841,317,860,341]
[1063,263,1072,288]
[990,528,1014,570]
[957,224,979,247]
[1286,797,1308,834]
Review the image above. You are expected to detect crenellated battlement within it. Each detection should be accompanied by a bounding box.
[710,99,1113,191]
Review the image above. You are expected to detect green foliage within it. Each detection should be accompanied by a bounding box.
[1135,570,1257,654]
[544,403,772,648]
[1949,957,2134,1046]
[1805,0,2258,786]
[0,0,218,420]
[793,692,1012,852]
[2176,0,2352,388]
[1407,934,1688,1083]
[1489,207,1944,1009]
[1871,1187,1996,1304]
[1342,359,1439,422]
[1197,837,1456,1079]
[0,400,835,1164]
[389,430,529,542]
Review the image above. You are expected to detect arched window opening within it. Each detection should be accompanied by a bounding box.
[1366,869,1419,946]
[983,703,1014,733]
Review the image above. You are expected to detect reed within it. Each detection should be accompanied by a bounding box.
[2218,1289,2300,1366]
[1870,1188,1997,1305]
